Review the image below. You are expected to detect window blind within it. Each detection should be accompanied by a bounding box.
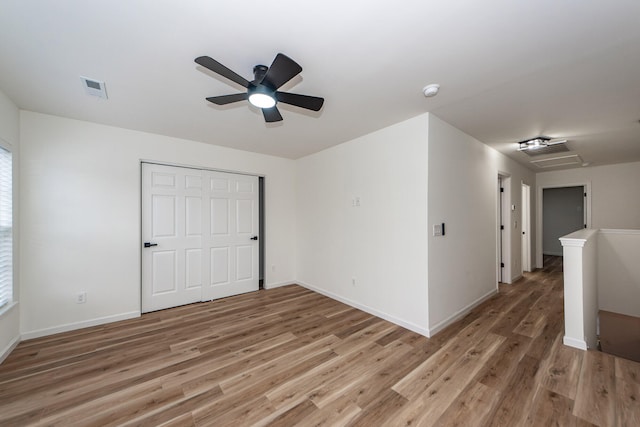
[0,146,12,308]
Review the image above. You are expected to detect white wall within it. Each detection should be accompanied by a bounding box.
[19,111,297,338]
[296,112,535,337]
[427,114,536,332]
[0,89,20,361]
[296,115,430,335]
[597,229,640,318]
[15,108,540,341]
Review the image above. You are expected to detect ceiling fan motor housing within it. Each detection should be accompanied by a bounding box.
[253,65,269,83]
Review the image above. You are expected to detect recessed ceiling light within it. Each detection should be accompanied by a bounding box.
[422,84,440,97]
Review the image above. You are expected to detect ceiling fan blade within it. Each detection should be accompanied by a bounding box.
[262,106,283,122]
[276,92,324,111]
[195,56,250,88]
[206,93,248,105]
[262,53,302,89]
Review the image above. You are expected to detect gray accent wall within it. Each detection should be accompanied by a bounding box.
[543,186,584,255]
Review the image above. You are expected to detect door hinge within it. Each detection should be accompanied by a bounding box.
[501,262,504,268]
[584,192,587,197]
[500,225,504,230]
[500,187,504,193]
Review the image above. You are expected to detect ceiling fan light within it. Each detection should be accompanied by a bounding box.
[248,93,276,109]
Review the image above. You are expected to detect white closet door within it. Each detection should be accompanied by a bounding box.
[142,163,259,312]
[202,171,259,301]
[142,163,204,312]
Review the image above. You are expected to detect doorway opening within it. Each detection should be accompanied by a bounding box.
[536,183,590,268]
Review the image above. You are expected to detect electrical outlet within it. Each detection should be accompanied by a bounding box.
[433,224,443,236]
[76,292,87,304]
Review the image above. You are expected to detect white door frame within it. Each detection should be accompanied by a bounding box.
[535,182,591,269]
[497,173,512,285]
[521,182,531,273]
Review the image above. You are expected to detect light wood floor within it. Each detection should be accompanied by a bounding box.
[1,256,639,426]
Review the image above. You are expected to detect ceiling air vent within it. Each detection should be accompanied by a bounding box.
[530,154,582,169]
[80,76,108,99]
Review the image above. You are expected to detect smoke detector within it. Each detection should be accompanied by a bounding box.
[80,76,108,99]
[422,84,440,97]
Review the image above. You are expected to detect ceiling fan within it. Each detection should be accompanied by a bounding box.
[195,53,324,123]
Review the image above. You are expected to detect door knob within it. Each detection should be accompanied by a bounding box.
[144,242,158,248]
[250,236,258,240]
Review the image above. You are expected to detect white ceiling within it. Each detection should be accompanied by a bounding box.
[1,1,639,170]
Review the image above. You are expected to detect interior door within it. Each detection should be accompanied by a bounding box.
[202,171,259,300]
[142,163,204,312]
[142,163,260,312]
[498,177,504,283]
[521,183,531,273]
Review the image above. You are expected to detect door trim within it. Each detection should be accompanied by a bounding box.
[497,173,512,285]
[521,182,531,273]
[535,181,591,269]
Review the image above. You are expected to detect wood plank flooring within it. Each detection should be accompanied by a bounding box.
[1,256,639,426]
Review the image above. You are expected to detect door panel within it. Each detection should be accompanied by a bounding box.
[211,247,229,285]
[236,245,253,280]
[152,250,177,294]
[211,198,229,235]
[185,197,202,236]
[237,200,253,233]
[185,248,202,289]
[142,163,203,312]
[142,163,259,312]
[202,171,259,300]
[152,195,176,237]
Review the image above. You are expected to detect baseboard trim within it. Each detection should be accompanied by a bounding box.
[263,281,296,290]
[428,289,497,337]
[0,334,20,364]
[297,281,429,337]
[22,311,141,340]
[563,336,587,350]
